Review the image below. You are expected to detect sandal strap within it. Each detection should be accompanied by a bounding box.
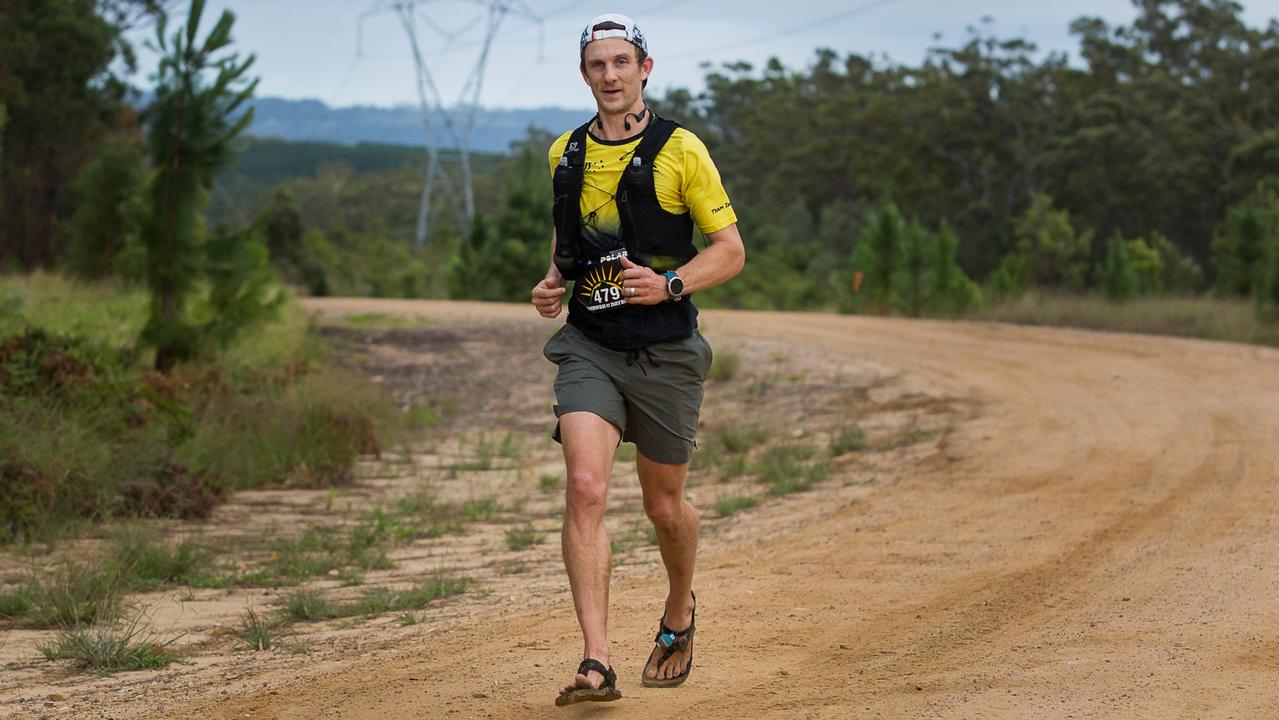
[576,658,616,687]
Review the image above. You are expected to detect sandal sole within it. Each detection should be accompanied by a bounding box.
[555,688,622,706]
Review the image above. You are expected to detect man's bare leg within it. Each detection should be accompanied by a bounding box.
[559,411,621,694]
[636,452,698,682]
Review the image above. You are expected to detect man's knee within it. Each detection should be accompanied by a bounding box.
[566,470,608,516]
[643,493,684,527]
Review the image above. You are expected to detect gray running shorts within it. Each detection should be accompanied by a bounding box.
[542,322,713,465]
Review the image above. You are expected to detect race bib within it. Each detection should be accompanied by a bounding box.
[576,249,628,312]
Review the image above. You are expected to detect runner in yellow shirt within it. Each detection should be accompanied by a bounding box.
[529,12,746,707]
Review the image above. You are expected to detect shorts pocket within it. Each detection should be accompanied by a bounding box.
[542,326,569,364]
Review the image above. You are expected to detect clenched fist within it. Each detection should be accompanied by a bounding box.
[531,269,567,318]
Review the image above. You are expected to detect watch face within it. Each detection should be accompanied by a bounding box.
[668,275,685,297]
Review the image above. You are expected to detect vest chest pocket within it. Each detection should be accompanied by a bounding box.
[575,250,629,313]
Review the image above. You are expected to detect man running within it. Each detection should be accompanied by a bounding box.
[530,13,745,707]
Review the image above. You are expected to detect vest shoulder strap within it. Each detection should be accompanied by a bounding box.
[630,115,681,169]
[558,120,593,172]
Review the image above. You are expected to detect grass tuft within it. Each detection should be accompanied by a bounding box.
[504,523,544,551]
[239,606,279,651]
[708,349,741,381]
[829,426,869,455]
[108,526,213,590]
[714,492,760,517]
[278,587,341,622]
[754,444,831,496]
[19,562,123,628]
[36,609,179,673]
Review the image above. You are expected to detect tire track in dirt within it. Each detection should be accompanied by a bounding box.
[135,303,1279,719]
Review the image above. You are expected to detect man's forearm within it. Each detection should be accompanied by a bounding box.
[675,224,745,295]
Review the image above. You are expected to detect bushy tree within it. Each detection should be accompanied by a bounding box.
[0,1,123,268]
[65,136,149,279]
[1213,200,1271,297]
[852,202,904,309]
[1013,194,1093,290]
[1099,235,1138,301]
[928,223,981,313]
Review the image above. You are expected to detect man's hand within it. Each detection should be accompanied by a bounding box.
[532,269,567,318]
[619,256,669,305]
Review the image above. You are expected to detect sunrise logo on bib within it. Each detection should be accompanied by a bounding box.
[577,250,628,312]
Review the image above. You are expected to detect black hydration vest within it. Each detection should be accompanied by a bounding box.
[551,114,699,350]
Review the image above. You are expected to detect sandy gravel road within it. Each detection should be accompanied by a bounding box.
[171,300,1279,719]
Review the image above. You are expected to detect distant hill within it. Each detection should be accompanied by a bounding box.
[245,97,593,153]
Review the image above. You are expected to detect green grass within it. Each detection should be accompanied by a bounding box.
[884,426,936,449]
[714,492,760,517]
[462,496,499,522]
[707,349,741,381]
[614,443,637,462]
[975,292,1279,347]
[36,610,179,673]
[753,444,831,496]
[829,426,869,455]
[276,573,467,623]
[0,272,147,351]
[720,454,749,481]
[0,274,411,542]
[278,587,341,621]
[610,519,658,561]
[712,425,770,455]
[16,562,124,628]
[504,523,544,551]
[538,473,561,492]
[108,526,213,591]
[239,606,279,651]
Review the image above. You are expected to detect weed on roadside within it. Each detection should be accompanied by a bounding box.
[829,426,869,455]
[884,426,936,449]
[37,608,180,673]
[108,526,212,590]
[708,350,740,381]
[462,496,499,522]
[714,425,770,454]
[754,444,830,495]
[239,606,279,651]
[19,562,124,628]
[504,523,544,551]
[720,454,749,481]
[538,474,561,492]
[610,519,658,563]
[714,492,760,517]
[278,587,341,622]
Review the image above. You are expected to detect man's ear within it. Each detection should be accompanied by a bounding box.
[642,55,654,84]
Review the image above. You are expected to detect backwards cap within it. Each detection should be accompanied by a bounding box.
[579,13,648,55]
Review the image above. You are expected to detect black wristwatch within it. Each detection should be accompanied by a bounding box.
[664,271,686,301]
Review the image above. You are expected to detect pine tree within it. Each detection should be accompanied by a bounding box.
[1100,235,1137,302]
[141,0,260,371]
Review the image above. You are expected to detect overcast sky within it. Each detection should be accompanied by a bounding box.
[128,0,1279,110]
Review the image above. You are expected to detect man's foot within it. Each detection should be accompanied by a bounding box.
[556,658,621,706]
[642,592,696,687]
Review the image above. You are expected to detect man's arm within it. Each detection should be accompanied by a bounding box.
[531,229,566,318]
[618,223,746,304]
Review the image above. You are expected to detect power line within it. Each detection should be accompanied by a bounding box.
[664,0,906,61]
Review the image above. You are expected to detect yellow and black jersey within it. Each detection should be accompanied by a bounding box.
[547,125,737,257]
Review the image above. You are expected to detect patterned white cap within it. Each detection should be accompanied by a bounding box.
[579,13,648,55]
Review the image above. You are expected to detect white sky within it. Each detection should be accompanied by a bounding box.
[128,0,1279,110]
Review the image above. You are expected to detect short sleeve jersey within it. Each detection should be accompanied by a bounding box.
[547,124,737,258]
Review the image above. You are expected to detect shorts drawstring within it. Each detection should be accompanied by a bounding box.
[625,348,661,376]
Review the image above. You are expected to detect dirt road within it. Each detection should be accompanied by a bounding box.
[154,301,1279,718]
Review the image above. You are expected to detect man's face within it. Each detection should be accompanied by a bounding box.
[580,38,652,115]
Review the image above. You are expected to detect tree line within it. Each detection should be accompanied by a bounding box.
[3,0,1278,326]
